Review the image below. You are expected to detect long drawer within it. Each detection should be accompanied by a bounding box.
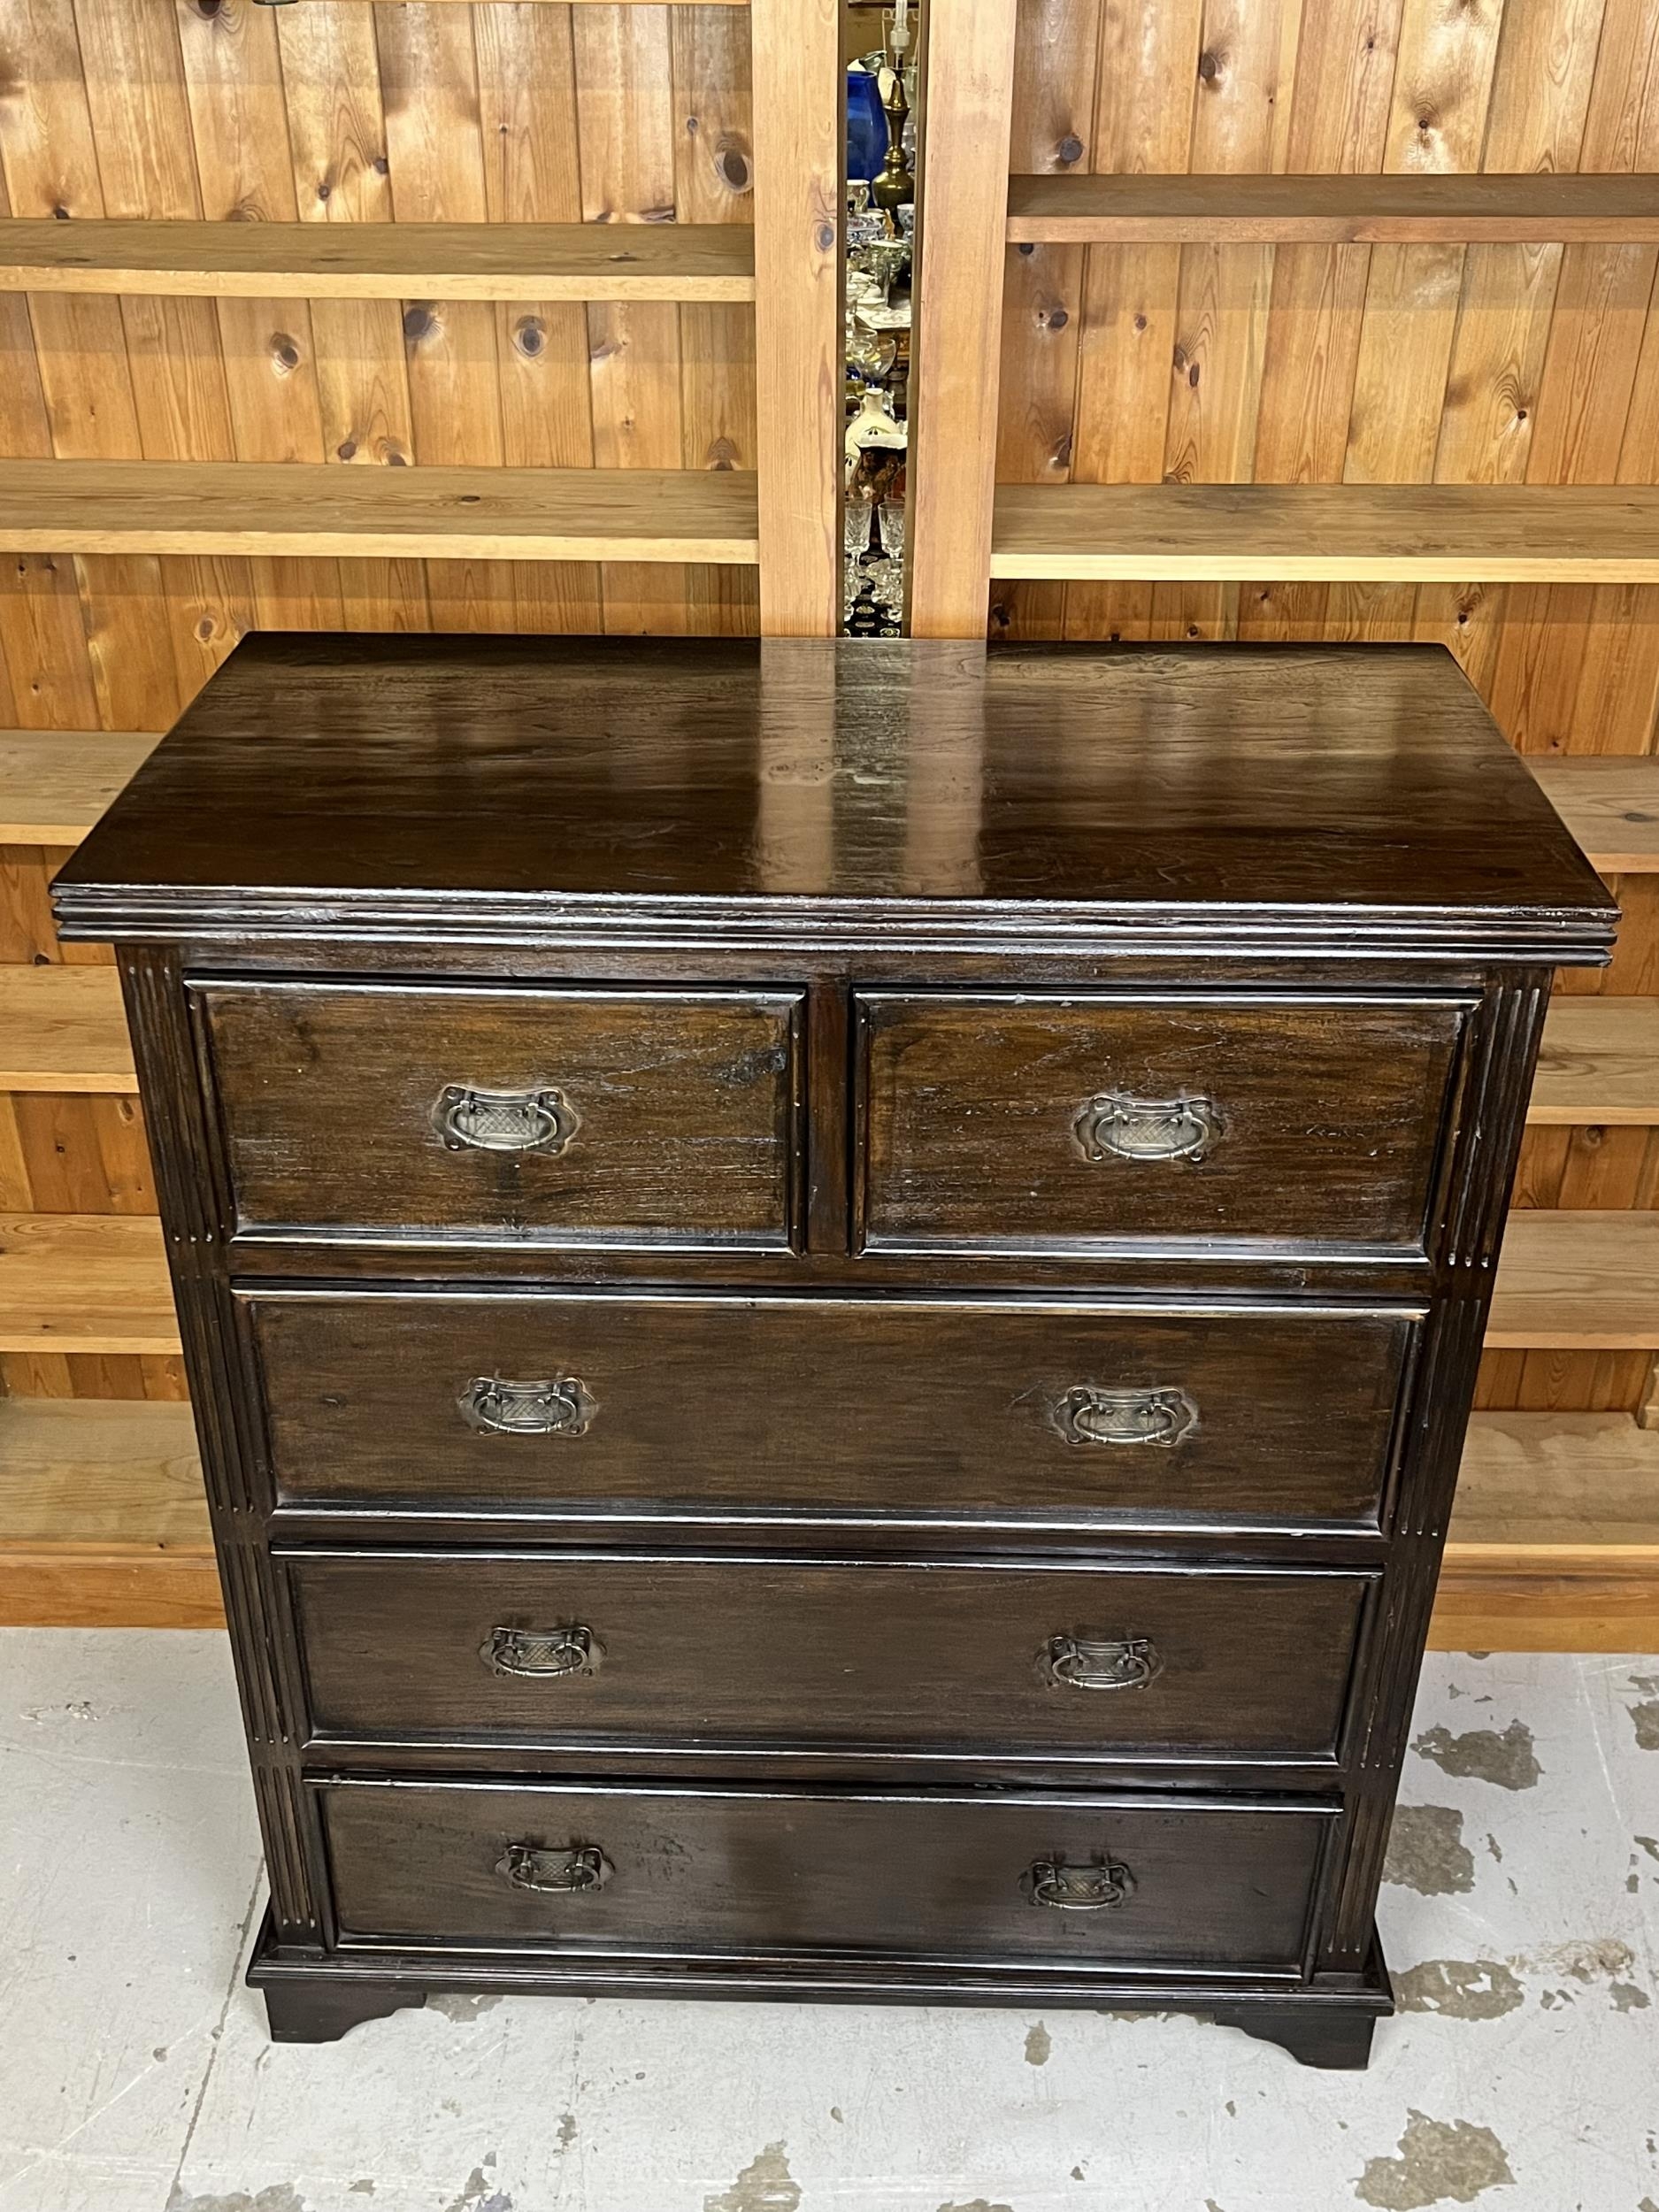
[196,979,803,1248]
[319,1779,1335,1969]
[857,991,1468,1257]
[288,1553,1371,1760]
[249,1289,1414,1533]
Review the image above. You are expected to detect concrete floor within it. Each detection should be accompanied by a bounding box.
[2,1632,1655,2212]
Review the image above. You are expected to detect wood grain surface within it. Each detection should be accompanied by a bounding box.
[291,1552,1368,1759]
[250,1288,1411,1531]
[1007,173,1659,244]
[859,991,1463,1256]
[201,978,802,1248]
[0,460,761,564]
[0,965,133,1090]
[0,219,758,301]
[319,1779,1332,1966]
[990,482,1659,582]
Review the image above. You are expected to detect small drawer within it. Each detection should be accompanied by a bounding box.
[196,979,803,1249]
[319,1778,1334,1969]
[249,1289,1414,1534]
[288,1553,1370,1762]
[856,991,1469,1257]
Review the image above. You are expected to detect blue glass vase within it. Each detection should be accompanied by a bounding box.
[847,65,888,184]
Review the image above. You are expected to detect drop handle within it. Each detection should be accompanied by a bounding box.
[458,1374,595,1437]
[1027,1856,1135,1911]
[480,1625,598,1678]
[433,1083,580,1155]
[1053,1386,1197,1448]
[495,1844,611,1895]
[1045,1635,1162,1691]
[1073,1091,1222,1164]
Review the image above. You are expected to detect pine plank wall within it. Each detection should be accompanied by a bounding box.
[992,0,1659,1421]
[0,0,759,1408]
[0,0,1654,1430]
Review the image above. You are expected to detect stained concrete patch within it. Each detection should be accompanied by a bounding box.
[1353,2111,1514,2208]
[1393,1960,1525,2021]
[557,2114,578,2150]
[1025,2021,1052,2065]
[167,2191,309,2212]
[1611,1982,1651,2012]
[1383,1806,1477,1895]
[1630,1700,1659,1750]
[706,2145,802,2212]
[1637,1835,1659,1859]
[1410,1719,1540,1790]
[442,2169,512,2212]
[428,1993,504,2023]
[1525,1934,1640,1993]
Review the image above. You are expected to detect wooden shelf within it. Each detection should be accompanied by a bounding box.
[2,1394,1648,1643]
[0,730,157,846]
[1529,756,1659,874]
[0,1214,176,1353]
[9,968,1633,1120]
[990,483,1659,585]
[1007,173,1659,246]
[0,462,760,566]
[0,220,757,304]
[0,1205,1643,1360]
[0,967,133,1093]
[1431,1411,1659,1651]
[1488,1210,1659,1348]
[0,1398,218,1629]
[1532,997,1659,1125]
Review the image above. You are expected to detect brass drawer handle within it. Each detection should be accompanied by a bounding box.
[1055,1386,1197,1448]
[1047,1634,1162,1692]
[1073,1091,1221,1164]
[433,1083,580,1155]
[495,1843,612,1895]
[458,1374,595,1437]
[480,1625,597,1678]
[1028,1856,1135,1911]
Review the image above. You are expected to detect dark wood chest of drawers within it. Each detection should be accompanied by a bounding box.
[55,634,1615,2067]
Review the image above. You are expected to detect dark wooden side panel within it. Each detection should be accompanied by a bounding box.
[319,1780,1333,1969]
[289,1555,1370,1761]
[118,949,328,1949]
[1321,978,1553,1971]
[857,993,1469,1256]
[196,980,804,1249]
[250,1290,1412,1532]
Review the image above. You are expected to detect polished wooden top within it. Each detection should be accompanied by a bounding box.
[55,635,1616,958]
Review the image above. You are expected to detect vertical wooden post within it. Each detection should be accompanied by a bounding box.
[908,0,1018,639]
[751,0,844,637]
